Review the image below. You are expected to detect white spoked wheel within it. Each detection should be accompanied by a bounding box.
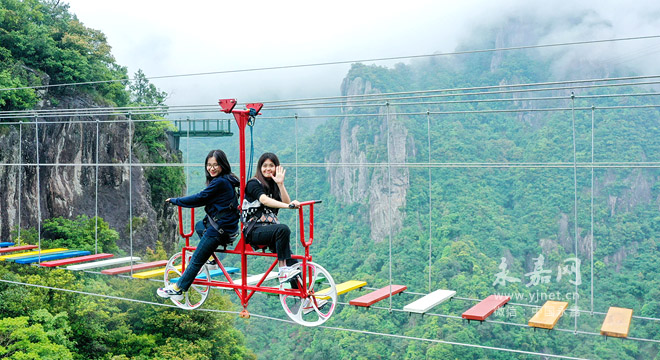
[163,251,211,310]
[280,261,337,327]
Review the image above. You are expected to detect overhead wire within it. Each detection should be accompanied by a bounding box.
[0,278,604,359]
[570,92,579,334]
[7,161,660,169]
[3,276,660,354]
[2,34,660,93]
[95,119,99,255]
[35,116,42,264]
[3,101,660,123]
[426,110,433,293]
[128,113,134,276]
[17,121,22,244]
[590,106,595,315]
[385,102,394,310]
[3,74,660,119]
[263,91,660,112]
[257,73,660,106]
[0,73,656,119]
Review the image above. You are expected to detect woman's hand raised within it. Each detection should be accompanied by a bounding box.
[273,165,286,184]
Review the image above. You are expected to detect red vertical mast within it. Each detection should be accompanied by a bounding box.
[219,99,263,312]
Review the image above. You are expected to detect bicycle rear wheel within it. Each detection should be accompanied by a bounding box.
[280,261,337,327]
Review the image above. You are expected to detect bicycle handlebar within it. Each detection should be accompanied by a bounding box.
[289,200,322,208]
[294,200,322,248]
[177,206,195,239]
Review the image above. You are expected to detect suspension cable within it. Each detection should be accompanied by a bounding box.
[128,113,134,276]
[3,101,660,125]
[0,278,592,359]
[3,77,660,119]
[8,161,660,169]
[427,110,433,293]
[95,118,99,255]
[294,114,299,255]
[385,101,394,311]
[570,92,579,334]
[590,106,595,315]
[35,115,42,263]
[2,34,660,93]
[17,120,22,245]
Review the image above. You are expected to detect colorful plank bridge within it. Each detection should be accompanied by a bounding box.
[0,244,636,338]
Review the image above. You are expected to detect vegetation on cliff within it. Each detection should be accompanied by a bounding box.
[0,2,243,359]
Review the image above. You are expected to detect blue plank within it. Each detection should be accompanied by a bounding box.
[0,242,15,247]
[14,251,91,264]
[170,267,239,282]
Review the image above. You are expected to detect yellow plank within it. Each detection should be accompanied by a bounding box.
[600,307,633,338]
[132,265,182,279]
[317,280,367,300]
[528,301,569,329]
[0,248,69,261]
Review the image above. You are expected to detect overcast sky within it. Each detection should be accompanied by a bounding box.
[63,0,660,107]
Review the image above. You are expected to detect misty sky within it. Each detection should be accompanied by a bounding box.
[63,0,660,107]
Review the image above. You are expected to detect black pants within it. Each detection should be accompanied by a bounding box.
[247,224,295,263]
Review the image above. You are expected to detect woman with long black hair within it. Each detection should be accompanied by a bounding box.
[242,152,301,283]
[157,149,239,300]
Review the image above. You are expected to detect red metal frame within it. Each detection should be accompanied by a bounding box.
[174,100,320,315]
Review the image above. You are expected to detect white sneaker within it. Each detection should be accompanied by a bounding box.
[302,298,328,314]
[278,266,301,283]
[156,284,184,301]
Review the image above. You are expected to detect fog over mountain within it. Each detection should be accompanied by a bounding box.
[63,0,660,105]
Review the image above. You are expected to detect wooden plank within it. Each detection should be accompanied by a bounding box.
[403,289,456,314]
[0,245,38,254]
[317,280,367,300]
[14,251,91,264]
[600,307,633,338]
[462,295,511,321]
[528,301,569,329]
[349,285,407,307]
[170,267,240,282]
[0,248,69,261]
[0,242,15,247]
[132,265,182,279]
[101,260,168,275]
[67,257,141,271]
[39,253,114,267]
[235,272,278,286]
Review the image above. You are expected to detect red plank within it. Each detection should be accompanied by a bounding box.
[349,285,407,307]
[39,253,114,267]
[462,295,511,321]
[101,260,168,275]
[0,245,38,254]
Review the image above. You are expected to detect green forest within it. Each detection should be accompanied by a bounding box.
[2,0,660,359]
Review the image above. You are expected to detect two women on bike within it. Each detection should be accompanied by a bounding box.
[157,150,300,299]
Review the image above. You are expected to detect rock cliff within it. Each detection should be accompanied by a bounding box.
[0,96,177,253]
[327,76,412,242]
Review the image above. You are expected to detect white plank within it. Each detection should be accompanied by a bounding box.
[403,289,456,314]
[235,272,278,286]
[66,256,141,271]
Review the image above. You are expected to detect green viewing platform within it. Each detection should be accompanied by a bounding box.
[168,119,233,149]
